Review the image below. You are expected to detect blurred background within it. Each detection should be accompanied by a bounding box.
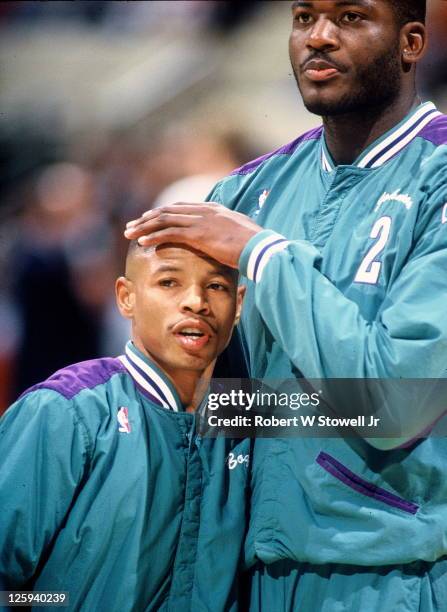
[1,0,446,412]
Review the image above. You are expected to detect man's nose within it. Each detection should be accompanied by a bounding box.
[180,285,210,315]
[306,17,339,52]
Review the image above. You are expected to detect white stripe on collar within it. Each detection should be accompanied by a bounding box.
[357,102,441,168]
[367,109,441,168]
[321,148,333,172]
[320,102,440,172]
[118,355,170,409]
[119,346,179,412]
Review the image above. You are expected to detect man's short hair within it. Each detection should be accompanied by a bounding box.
[125,239,158,276]
[391,0,426,26]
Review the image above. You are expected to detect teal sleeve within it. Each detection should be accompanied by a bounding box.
[239,198,447,448]
[0,391,90,588]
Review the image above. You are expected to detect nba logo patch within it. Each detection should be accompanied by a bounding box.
[258,189,269,210]
[254,189,270,217]
[117,407,131,433]
[442,203,447,225]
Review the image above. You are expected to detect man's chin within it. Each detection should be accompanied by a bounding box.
[177,351,215,372]
[302,95,361,117]
[301,86,399,118]
[297,79,351,116]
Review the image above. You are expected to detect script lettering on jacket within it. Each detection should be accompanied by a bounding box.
[227,453,250,470]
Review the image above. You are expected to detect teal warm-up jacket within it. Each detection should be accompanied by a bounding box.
[0,342,250,611]
[207,102,447,567]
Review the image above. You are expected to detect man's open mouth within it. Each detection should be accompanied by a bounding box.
[178,328,205,338]
[172,321,213,352]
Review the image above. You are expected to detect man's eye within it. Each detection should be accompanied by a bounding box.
[341,12,362,23]
[208,282,228,292]
[294,12,313,25]
[159,279,177,288]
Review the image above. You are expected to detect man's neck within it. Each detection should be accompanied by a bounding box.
[133,339,213,412]
[171,367,211,413]
[323,92,421,166]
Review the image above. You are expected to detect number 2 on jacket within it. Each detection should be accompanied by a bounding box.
[354,216,392,285]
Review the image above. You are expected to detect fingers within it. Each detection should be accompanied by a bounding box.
[124,212,202,239]
[134,227,194,248]
[125,202,222,231]
[134,227,237,268]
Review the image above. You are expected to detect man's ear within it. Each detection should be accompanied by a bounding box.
[400,22,427,67]
[234,285,246,326]
[116,276,135,319]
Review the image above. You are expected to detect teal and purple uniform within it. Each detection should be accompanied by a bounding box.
[208,101,447,610]
[0,341,250,612]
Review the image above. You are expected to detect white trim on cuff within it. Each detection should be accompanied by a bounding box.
[246,233,290,283]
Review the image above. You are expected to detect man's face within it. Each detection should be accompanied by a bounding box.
[116,245,244,380]
[289,0,402,116]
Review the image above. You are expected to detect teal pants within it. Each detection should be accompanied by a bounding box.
[247,558,447,612]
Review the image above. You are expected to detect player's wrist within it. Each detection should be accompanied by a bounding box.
[239,230,290,283]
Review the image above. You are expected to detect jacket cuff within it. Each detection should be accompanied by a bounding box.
[239,230,290,283]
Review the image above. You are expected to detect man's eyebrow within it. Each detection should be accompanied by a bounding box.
[209,268,236,280]
[335,0,371,6]
[152,263,233,277]
[291,0,370,9]
[153,264,182,273]
[291,1,311,9]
